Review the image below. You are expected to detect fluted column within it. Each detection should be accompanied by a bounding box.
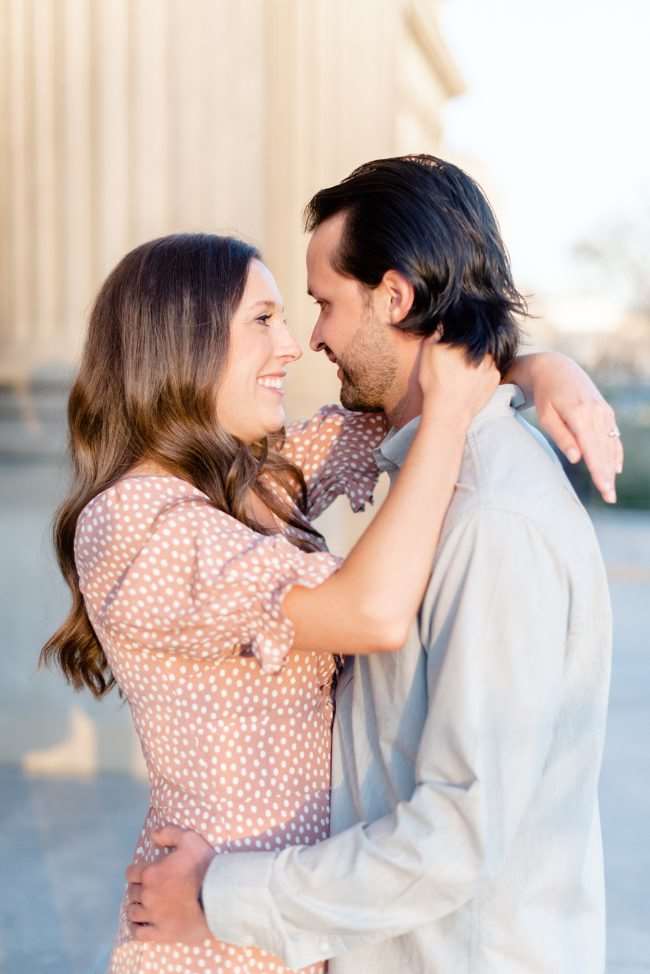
[0,0,268,383]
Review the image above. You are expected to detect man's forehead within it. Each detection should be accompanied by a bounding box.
[310,211,347,251]
[306,249,337,297]
[306,214,345,285]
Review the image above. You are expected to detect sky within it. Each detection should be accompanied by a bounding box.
[439,0,650,328]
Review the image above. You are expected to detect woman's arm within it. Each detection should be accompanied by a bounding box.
[505,351,623,504]
[284,342,500,656]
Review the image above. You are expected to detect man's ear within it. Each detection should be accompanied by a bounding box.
[382,269,415,325]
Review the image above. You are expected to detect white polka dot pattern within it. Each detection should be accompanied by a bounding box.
[281,405,387,521]
[73,407,385,974]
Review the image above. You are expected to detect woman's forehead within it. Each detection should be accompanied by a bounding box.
[243,259,284,309]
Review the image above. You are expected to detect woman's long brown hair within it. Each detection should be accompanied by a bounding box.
[40,233,323,698]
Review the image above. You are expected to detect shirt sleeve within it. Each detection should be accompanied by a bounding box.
[81,496,341,674]
[280,405,388,521]
[201,507,570,968]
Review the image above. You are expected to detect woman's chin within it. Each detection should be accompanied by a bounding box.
[261,407,287,436]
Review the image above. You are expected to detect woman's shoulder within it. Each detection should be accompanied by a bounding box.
[74,475,273,619]
[75,475,253,569]
[75,474,279,575]
[77,474,203,531]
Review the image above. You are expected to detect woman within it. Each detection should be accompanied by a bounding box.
[42,233,614,974]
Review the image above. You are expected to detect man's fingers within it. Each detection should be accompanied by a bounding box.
[126,902,150,924]
[126,863,145,885]
[151,825,186,850]
[131,921,158,943]
[127,882,143,904]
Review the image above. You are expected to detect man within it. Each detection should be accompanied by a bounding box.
[128,156,614,971]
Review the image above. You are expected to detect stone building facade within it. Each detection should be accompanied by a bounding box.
[0,0,462,772]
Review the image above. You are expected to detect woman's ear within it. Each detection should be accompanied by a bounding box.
[382,269,415,325]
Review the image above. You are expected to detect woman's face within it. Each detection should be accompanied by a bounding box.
[216,260,302,443]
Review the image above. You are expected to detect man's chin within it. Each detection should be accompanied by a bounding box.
[340,384,378,413]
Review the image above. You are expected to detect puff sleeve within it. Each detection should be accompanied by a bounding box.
[280,405,388,521]
[76,488,341,674]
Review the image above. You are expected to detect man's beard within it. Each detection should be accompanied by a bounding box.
[339,366,384,412]
[337,323,398,413]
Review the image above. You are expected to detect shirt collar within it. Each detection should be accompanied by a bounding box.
[374,383,525,474]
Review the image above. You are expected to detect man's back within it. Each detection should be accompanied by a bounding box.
[330,386,612,973]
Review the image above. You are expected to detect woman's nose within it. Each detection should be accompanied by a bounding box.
[277,326,302,363]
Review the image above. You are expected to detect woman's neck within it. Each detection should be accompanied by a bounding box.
[125,459,175,478]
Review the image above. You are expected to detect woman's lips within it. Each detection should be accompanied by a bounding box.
[257,383,285,397]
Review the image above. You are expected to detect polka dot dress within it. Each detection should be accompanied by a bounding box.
[74,406,386,974]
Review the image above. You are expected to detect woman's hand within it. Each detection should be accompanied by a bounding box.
[418,337,501,428]
[506,352,623,504]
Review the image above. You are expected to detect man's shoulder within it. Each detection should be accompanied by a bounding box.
[447,411,584,530]
[433,412,607,588]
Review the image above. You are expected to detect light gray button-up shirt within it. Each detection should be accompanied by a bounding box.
[203,385,612,973]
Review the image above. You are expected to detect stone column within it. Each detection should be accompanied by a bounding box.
[0,0,268,384]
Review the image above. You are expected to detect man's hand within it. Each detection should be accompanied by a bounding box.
[125,826,216,944]
[506,352,623,503]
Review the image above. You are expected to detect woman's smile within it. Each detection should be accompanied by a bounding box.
[257,372,286,396]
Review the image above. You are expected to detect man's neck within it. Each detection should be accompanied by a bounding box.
[383,363,423,430]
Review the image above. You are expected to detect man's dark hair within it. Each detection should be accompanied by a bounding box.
[305,154,526,373]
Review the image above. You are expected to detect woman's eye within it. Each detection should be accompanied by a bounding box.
[256,314,272,326]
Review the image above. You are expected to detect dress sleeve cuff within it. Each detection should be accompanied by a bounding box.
[251,546,341,675]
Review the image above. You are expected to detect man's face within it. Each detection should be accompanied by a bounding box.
[306,213,398,412]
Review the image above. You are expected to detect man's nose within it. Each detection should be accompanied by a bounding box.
[309,320,324,353]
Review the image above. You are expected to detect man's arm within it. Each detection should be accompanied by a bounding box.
[202,508,568,970]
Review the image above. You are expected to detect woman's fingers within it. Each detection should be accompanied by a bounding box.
[539,404,582,464]
[539,398,621,503]
[419,341,500,419]
[575,401,620,503]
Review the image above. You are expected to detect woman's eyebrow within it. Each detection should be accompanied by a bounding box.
[248,299,282,312]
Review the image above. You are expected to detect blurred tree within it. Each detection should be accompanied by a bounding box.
[574,215,650,326]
